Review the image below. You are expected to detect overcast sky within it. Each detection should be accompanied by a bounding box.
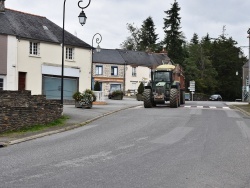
[5,0,250,57]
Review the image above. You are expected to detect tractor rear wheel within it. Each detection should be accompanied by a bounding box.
[170,88,178,108]
[143,89,153,108]
[180,90,185,105]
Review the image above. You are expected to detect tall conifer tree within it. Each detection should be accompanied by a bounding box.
[139,16,158,51]
[163,0,185,65]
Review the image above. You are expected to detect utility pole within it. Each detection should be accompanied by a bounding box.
[248,28,250,104]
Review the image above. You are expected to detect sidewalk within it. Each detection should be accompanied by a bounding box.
[0,97,143,147]
[63,97,143,126]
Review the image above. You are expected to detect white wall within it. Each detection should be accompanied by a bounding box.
[125,65,151,92]
[16,39,91,95]
[6,35,18,90]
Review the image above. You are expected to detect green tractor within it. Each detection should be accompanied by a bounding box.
[143,63,185,108]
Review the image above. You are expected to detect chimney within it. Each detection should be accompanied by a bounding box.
[0,0,5,13]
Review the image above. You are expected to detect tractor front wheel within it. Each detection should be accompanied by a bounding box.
[143,89,153,108]
[170,88,178,108]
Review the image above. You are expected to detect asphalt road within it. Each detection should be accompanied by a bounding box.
[1,101,250,188]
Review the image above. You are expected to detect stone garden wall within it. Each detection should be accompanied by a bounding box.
[0,90,63,133]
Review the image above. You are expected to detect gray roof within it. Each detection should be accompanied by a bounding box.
[93,49,170,68]
[93,49,125,65]
[0,9,91,48]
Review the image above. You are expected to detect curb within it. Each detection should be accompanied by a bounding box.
[2,104,142,147]
[231,105,250,117]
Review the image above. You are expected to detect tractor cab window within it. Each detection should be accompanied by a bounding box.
[154,71,170,82]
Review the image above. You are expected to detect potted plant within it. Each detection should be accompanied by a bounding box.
[72,89,96,108]
[136,82,144,101]
[72,91,83,108]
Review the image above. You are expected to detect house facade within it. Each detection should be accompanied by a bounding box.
[92,49,126,95]
[0,3,92,100]
[93,49,170,95]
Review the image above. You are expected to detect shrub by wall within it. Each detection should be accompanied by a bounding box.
[0,90,63,133]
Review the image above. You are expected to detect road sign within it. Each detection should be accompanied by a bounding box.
[189,81,195,91]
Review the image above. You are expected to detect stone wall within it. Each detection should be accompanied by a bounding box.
[0,90,63,133]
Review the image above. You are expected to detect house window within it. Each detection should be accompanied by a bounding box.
[132,67,137,77]
[29,42,40,56]
[95,65,103,75]
[111,66,118,76]
[0,78,3,90]
[66,47,74,60]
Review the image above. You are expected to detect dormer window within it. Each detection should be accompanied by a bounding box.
[29,42,40,56]
[66,47,74,60]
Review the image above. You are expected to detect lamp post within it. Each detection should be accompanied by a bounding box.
[235,71,239,99]
[61,0,91,105]
[247,28,250,103]
[91,33,102,90]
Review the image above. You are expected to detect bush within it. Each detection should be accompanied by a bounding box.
[84,89,96,102]
[138,82,144,94]
[72,91,82,102]
[72,89,96,102]
[112,90,123,97]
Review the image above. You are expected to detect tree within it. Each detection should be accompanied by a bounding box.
[94,81,101,91]
[209,36,244,100]
[121,17,160,52]
[137,82,144,94]
[139,16,158,51]
[190,33,199,44]
[183,38,218,94]
[163,0,185,66]
[120,23,141,50]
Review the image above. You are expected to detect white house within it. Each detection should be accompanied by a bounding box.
[0,1,92,101]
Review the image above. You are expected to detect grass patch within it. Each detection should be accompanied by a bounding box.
[234,104,250,114]
[0,115,69,137]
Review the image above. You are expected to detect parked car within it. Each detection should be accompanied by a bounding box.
[185,93,190,101]
[209,94,222,101]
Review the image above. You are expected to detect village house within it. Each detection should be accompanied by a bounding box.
[93,48,170,95]
[0,1,92,101]
[0,0,172,100]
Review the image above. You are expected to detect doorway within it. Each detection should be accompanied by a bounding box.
[18,72,26,90]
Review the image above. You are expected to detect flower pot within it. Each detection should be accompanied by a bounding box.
[112,95,123,100]
[75,101,82,108]
[75,100,93,108]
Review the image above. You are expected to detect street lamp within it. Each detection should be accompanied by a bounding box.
[78,0,91,25]
[91,33,102,90]
[61,0,91,105]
